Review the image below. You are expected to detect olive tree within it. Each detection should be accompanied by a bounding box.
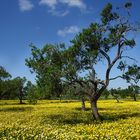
[62,2,139,120]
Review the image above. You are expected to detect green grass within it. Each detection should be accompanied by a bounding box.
[0,100,140,139]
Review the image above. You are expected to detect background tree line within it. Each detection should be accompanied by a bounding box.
[0,65,139,102]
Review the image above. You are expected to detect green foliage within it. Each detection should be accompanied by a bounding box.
[0,80,13,99]
[124,39,136,47]
[0,67,27,102]
[0,66,12,99]
[24,81,38,104]
[123,64,140,101]
[27,89,38,104]
[117,61,127,71]
[123,64,140,84]
[0,66,11,81]
[101,3,119,25]
[101,89,110,99]
[62,1,138,103]
[67,1,136,80]
[101,87,138,100]
[110,88,122,102]
[124,2,132,8]
[11,77,26,102]
[25,44,65,99]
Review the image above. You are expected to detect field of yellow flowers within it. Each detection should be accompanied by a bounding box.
[0,100,140,140]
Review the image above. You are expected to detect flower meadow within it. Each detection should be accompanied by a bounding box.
[0,100,140,140]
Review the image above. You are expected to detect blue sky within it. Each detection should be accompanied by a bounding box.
[0,0,140,88]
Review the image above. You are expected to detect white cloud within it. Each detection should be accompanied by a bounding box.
[39,0,57,10]
[57,26,79,37]
[39,0,86,16]
[59,0,86,10]
[19,0,34,12]
[48,10,69,17]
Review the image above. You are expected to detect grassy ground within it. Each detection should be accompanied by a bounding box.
[0,100,140,140]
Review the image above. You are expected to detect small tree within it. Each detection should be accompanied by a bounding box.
[25,81,39,104]
[12,77,26,104]
[123,64,140,101]
[70,83,87,110]
[110,88,121,102]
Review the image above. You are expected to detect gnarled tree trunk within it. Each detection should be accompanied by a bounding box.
[19,98,23,104]
[133,93,136,101]
[90,99,101,120]
[19,86,23,104]
[81,97,86,111]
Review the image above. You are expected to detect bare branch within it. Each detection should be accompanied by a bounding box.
[89,65,96,81]
[105,41,123,83]
[109,75,123,81]
[99,49,111,66]
[98,81,106,86]
[121,56,137,62]
[96,85,107,100]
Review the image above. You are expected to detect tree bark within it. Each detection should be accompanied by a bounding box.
[19,98,23,104]
[116,98,120,103]
[81,97,86,111]
[19,87,23,104]
[59,95,62,103]
[90,99,101,120]
[133,93,136,101]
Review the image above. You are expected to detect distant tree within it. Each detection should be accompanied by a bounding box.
[25,81,39,104]
[0,66,28,102]
[0,66,11,99]
[70,83,87,110]
[101,89,110,99]
[103,87,130,101]
[118,88,129,99]
[110,88,121,102]
[12,77,26,104]
[25,44,64,100]
[123,64,140,101]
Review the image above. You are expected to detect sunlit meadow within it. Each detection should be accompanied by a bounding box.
[0,100,140,140]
